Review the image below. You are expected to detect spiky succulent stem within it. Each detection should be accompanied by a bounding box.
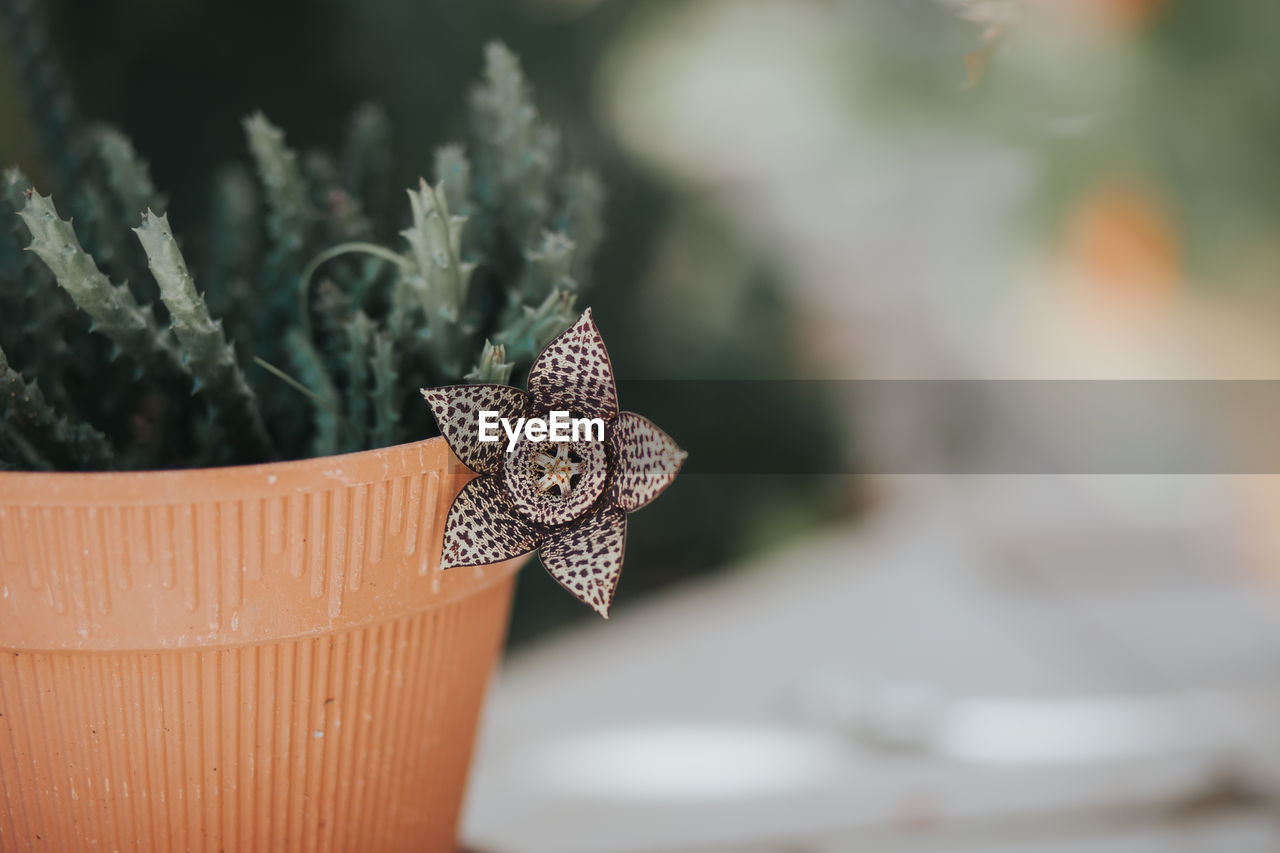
[341,311,374,451]
[343,103,393,239]
[1,169,76,409]
[401,179,474,377]
[493,288,577,364]
[559,169,606,283]
[0,343,114,470]
[518,230,577,305]
[244,112,315,259]
[369,330,400,448]
[433,145,474,218]
[0,169,35,354]
[18,190,188,377]
[297,241,408,340]
[306,150,372,246]
[134,210,274,462]
[464,339,514,384]
[469,42,560,251]
[204,164,261,353]
[285,329,341,457]
[67,182,132,281]
[92,124,165,221]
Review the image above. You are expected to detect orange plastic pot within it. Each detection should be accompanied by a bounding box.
[0,437,522,851]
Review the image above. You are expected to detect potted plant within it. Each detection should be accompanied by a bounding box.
[0,38,613,850]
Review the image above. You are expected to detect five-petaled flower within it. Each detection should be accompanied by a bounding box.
[421,309,686,617]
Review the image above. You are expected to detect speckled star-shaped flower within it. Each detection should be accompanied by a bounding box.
[421,309,686,618]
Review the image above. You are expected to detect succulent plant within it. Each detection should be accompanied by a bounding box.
[0,28,605,471]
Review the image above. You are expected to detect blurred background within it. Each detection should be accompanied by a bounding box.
[7,0,1280,849]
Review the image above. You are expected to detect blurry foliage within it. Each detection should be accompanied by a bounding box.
[862,0,1280,281]
[1039,0,1280,276]
[0,0,848,640]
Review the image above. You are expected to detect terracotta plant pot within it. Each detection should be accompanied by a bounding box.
[0,437,522,851]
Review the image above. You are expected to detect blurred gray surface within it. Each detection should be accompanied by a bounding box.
[462,477,1280,852]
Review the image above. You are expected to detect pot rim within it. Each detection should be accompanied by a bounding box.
[0,436,459,506]
[0,436,526,652]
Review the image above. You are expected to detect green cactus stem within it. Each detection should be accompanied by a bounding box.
[493,287,577,364]
[134,210,274,462]
[518,230,577,305]
[433,144,474,218]
[341,311,375,451]
[369,329,401,448]
[204,164,261,352]
[284,329,342,457]
[469,42,560,251]
[558,169,606,284]
[245,112,316,346]
[93,124,166,221]
[244,112,315,259]
[343,103,393,238]
[464,339,514,384]
[0,343,114,470]
[401,179,474,377]
[244,111,326,371]
[19,190,187,378]
[296,241,408,340]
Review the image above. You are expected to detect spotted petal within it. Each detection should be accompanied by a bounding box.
[540,507,627,618]
[440,476,542,570]
[607,412,687,512]
[528,308,618,420]
[421,384,530,475]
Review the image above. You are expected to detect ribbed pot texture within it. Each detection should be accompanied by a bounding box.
[0,437,522,852]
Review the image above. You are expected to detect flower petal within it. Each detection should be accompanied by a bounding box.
[607,412,687,512]
[539,507,627,618]
[421,384,530,475]
[440,476,542,570]
[527,308,618,420]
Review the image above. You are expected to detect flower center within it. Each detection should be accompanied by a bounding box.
[503,434,609,527]
[532,443,584,497]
